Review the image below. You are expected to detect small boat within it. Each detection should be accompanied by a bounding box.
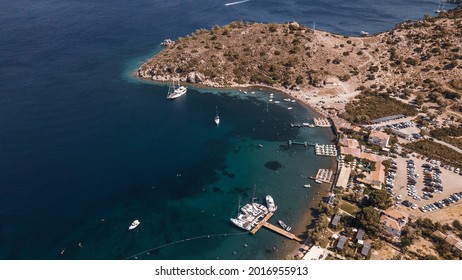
[315,179,322,184]
[167,79,187,100]
[304,184,311,188]
[278,220,292,231]
[287,107,293,110]
[128,220,140,230]
[214,106,220,126]
[360,31,369,36]
[258,144,263,148]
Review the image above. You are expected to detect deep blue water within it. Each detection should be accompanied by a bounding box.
[0,0,454,259]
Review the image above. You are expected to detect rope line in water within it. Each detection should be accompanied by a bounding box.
[124,232,247,260]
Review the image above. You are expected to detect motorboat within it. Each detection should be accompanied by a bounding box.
[265,195,277,212]
[278,220,292,231]
[128,220,140,230]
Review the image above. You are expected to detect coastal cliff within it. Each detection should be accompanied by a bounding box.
[138,8,461,106]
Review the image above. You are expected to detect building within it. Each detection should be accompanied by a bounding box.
[339,138,360,148]
[369,114,405,124]
[330,214,341,229]
[356,229,365,242]
[336,235,347,250]
[303,245,325,260]
[433,231,462,252]
[368,130,390,148]
[380,207,408,236]
[336,166,351,189]
[361,242,371,256]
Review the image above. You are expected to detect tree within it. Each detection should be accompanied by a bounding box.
[415,93,425,106]
[368,189,392,210]
[356,206,380,235]
[453,219,462,231]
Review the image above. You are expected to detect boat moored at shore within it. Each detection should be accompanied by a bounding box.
[265,195,277,212]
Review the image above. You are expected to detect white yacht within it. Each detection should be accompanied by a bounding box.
[230,217,252,231]
[265,195,277,212]
[360,31,369,36]
[167,79,187,100]
[278,220,291,231]
[128,220,140,230]
[304,184,311,188]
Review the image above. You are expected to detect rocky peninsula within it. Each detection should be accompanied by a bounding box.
[138,8,461,116]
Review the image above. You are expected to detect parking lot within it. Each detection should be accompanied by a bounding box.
[387,152,462,216]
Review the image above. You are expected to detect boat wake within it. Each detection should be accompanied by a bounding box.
[225,0,250,6]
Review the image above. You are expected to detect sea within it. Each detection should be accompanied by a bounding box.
[0,0,455,260]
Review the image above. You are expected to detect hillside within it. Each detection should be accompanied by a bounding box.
[138,8,462,111]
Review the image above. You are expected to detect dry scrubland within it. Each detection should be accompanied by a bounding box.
[138,8,462,120]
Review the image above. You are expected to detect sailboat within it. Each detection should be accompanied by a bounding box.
[167,79,187,100]
[214,106,220,126]
[435,2,445,13]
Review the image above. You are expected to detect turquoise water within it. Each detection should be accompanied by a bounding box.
[0,0,453,259]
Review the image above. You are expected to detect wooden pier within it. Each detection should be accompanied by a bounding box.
[250,212,303,243]
[250,212,273,234]
[262,223,303,242]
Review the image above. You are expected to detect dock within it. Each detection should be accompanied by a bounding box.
[290,123,315,128]
[261,223,303,242]
[288,140,316,147]
[250,212,273,234]
[250,212,303,243]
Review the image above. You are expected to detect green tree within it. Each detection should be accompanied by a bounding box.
[453,219,462,231]
[368,189,392,210]
[356,206,380,235]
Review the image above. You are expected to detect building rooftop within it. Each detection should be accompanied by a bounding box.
[383,207,408,221]
[303,245,325,260]
[380,216,401,231]
[331,214,341,227]
[369,130,390,142]
[339,138,360,148]
[369,114,405,124]
[337,235,347,250]
[361,242,371,256]
[445,233,462,246]
[356,229,365,241]
[336,166,351,189]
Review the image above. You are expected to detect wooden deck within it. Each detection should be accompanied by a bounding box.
[262,222,303,242]
[250,212,273,235]
[250,212,303,243]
